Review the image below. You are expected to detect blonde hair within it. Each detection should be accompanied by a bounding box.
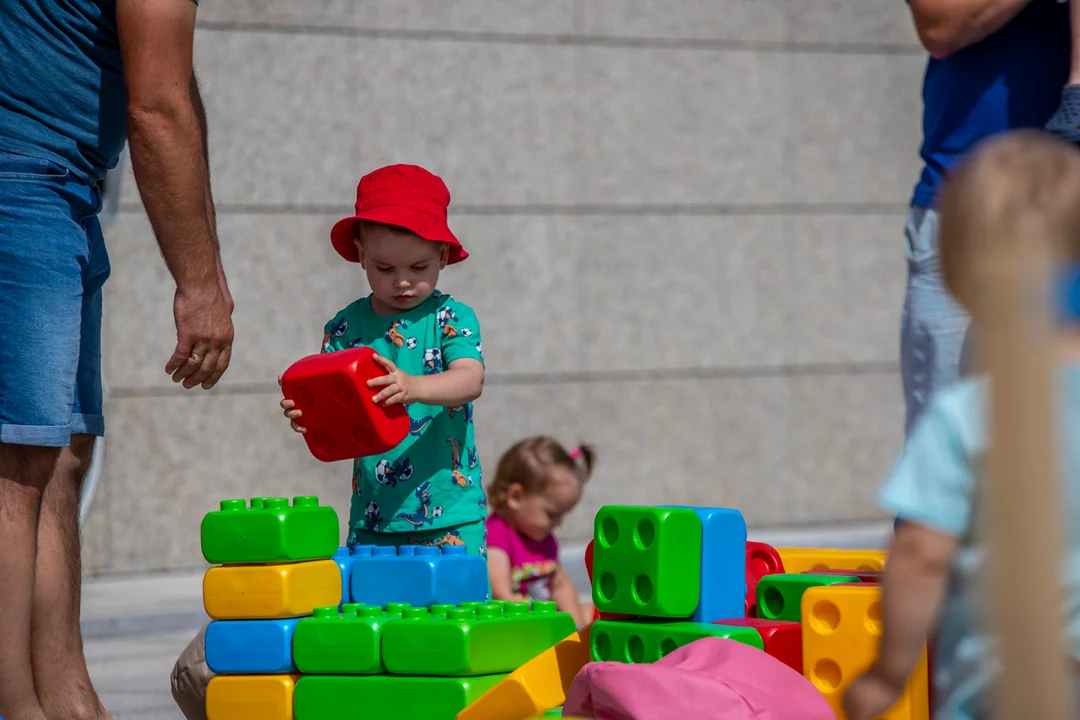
[939,130,1080,314]
[486,437,596,513]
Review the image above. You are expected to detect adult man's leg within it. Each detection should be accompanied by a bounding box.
[0,446,59,720]
[31,435,109,720]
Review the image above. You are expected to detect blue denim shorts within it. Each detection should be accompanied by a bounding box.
[0,148,110,446]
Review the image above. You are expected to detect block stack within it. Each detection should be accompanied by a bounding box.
[200,496,341,720]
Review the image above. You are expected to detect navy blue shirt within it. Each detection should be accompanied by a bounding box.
[913,0,1070,208]
[0,0,197,183]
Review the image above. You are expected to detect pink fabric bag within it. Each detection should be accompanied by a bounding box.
[562,637,836,720]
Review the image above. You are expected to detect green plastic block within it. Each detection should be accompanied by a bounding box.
[591,506,702,618]
[755,573,860,622]
[200,496,339,565]
[293,602,411,674]
[381,600,575,676]
[293,673,506,720]
[544,708,564,717]
[590,618,763,664]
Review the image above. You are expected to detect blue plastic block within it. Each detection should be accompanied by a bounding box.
[664,505,747,623]
[349,545,487,608]
[204,618,299,674]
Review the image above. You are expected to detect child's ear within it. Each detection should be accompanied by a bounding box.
[354,235,366,268]
[439,243,449,269]
[505,483,525,509]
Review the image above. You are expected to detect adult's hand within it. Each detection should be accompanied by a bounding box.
[166,279,234,389]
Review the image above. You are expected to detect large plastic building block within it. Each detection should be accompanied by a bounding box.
[293,674,506,720]
[381,600,575,676]
[201,496,339,565]
[457,624,592,720]
[663,505,746,623]
[712,617,802,673]
[804,568,883,584]
[591,506,702,618]
[205,674,298,720]
[203,559,340,620]
[583,541,631,622]
[281,346,409,462]
[755,573,859,622]
[590,618,762,663]
[205,618,299,674]
[776,547,886,574]
[350,544,487,608]
[801,584,929,719]
[745,541,784,617]
[332,546,353,605]
[292,603,409,674]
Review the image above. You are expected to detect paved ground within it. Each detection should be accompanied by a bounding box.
[81,521,891,719]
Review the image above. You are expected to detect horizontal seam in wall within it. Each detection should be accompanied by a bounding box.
[107,361,900,399]
[118,202,910,217]
[194,20,922,56]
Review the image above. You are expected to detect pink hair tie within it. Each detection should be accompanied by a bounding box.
[570,449,582,460]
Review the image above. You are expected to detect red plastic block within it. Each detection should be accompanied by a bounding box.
[803,568,883,584]
[281,347,409,462]
[713,617,802,673]
[745,542,784,618]
[584,540,631,622]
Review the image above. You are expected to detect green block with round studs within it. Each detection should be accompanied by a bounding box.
[380,600,575,676]
[590,619,763,664]
[292,602,414,674]
[200,496,339,565]
[755,573,860,622]
[591,506,702,618]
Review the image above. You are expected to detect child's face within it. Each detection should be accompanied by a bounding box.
[505,467,583,542]
[355,226,448,315]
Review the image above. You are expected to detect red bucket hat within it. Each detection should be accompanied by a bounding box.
[330,164,468,264]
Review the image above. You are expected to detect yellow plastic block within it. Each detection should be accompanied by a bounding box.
[206,673,299,720]
[801,584,929,720]
[457,623,592,720]
[777,547,886,574]
[203,559,340,620]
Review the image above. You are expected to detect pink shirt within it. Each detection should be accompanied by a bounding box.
[485,513,559,602]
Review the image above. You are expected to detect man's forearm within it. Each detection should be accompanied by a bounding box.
[910,0,1033,58]
[1071,0,1080,85]
[128,96,219,290]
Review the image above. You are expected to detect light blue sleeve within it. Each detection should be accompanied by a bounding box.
[878,389,978,537]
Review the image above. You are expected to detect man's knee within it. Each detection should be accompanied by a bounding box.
[66,434,96,483]
[171,626,211,720]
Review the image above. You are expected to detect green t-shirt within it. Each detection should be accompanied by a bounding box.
[321,291,487,533]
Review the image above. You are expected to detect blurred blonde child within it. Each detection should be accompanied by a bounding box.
[485,437,595,626]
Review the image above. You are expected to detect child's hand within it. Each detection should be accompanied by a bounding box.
[368,354,417,406]
[278,374,306,433]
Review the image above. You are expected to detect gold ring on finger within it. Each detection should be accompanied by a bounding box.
[189,353,204,365]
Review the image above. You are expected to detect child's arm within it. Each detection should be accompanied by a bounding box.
[1071,0,1080,86]
[368,355,484,408]
[843,522,957,720]
[486,548,521,602]
[550,564,586,626]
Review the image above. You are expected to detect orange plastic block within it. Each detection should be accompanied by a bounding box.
[206,673,299,720]
[777,547,886,574]
[203,559,340,620]
[456,623,592,720]
[801,584,929,720]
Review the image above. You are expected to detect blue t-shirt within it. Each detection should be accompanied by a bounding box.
[912,0,1070,208]
[0,0,196,183]
[878,366,1080,719]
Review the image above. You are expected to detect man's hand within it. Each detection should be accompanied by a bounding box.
[844,670,905,720]
[368,354,417,406]
[166,281,234,389]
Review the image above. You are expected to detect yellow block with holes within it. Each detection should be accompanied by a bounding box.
[801,584,929,720]
[206,674,299,720]
[203,559,340,620]
[777,547,887,574]
[457,624,592,720]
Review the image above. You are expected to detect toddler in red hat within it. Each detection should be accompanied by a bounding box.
[284,164,489,555]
